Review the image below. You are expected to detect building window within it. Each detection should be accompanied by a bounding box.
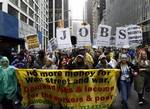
[46,4,48,9]
[0,3,2,10]
[35,23,39,31]
[35,0,39,5]
[24,0,28,3]
[46,31,48,36]
[10,0,18,7]
[46,24,48,29]
[35,4,39,13]
[20,13,27,23]
[29,0,34,8]
[46,17,49,22]
[35,14,39,23]
[20,0,27,13]
[8,5,18,18]
[46,10,48,16]
[29,8,34,18]
[29,19,34,26]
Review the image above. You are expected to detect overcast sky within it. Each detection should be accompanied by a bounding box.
[69,0,86,20]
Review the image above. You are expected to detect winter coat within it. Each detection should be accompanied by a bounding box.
[0,57,18,101]
[116,62,137,91]
[134,59,150,93]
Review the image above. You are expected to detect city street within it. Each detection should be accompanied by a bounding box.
[111,84,150,109]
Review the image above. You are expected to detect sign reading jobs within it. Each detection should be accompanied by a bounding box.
[16,69,120,109]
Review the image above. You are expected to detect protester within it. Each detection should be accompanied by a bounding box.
[9,48,17,64]
[93,49,102,67]
[71,54,89,69]
[105,51,117,68]
[11,50,27,68]
[34,50,47,69]
[84,48,94,69]
[0,56,20,109]
[42,58,58,69]
[58,51,71,69]
[118,46,131,62]
[96,54,112,69]
[26,54,35,68]
[134,50,150,105]
[116,54,136,109]
[77,47,94,69]
[144,45,150,60]
[1,43,150,109]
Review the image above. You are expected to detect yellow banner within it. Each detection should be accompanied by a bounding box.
[16,69,120,109]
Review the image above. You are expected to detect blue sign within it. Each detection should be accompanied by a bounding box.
[0,11,19,38]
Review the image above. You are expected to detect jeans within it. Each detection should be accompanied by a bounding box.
[120,80,131,109]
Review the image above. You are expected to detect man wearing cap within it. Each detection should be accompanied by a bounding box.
[95,54,112,69]
[71,54,89,69]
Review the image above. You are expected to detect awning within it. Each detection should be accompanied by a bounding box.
[0,35,25,44]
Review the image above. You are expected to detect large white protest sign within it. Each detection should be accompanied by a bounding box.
[127,25,143,48]
[96,24,112,47]
[116,27,129,48]
[56,28,72,49]
[76,24,91,47]
[48,38,58,52]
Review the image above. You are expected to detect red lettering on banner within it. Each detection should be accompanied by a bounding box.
[84,86,114,92]
[95,95,113,103]
[57,87,73,93]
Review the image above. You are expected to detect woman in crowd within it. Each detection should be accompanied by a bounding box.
[134,50,150,105]
[117,54,137,109]
[58,51,71,69]
[26,54,35,68]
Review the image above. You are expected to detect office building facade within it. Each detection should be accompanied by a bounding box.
[49,0,69,39]
[86,0,106,40]
[0,0,49,49]
[105,0,150,44]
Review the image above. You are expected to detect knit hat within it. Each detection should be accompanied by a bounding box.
[99,54,106,59]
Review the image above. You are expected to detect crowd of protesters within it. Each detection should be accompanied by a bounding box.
[0,44,150,109]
